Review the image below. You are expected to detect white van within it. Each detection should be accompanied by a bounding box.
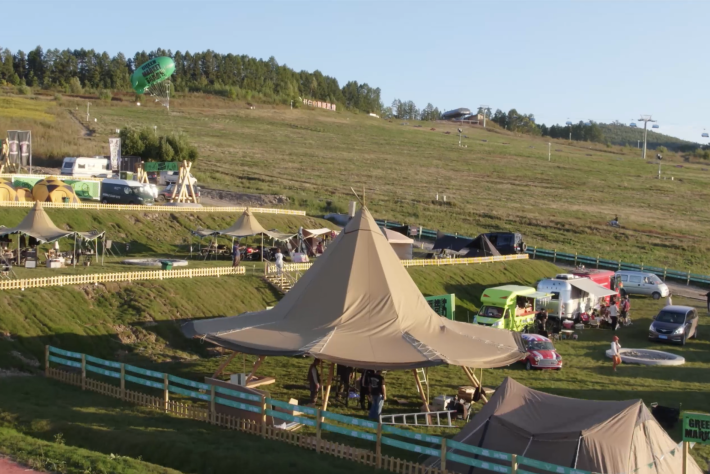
[61,157,111,178]
[616,271,670,300]
[157,170,197,186]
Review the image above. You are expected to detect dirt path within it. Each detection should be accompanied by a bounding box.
[68,111,93,137]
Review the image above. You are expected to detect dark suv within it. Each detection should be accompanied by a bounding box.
[648,306,699,345]
[482,232,527,255]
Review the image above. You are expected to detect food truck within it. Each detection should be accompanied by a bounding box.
[474,285,551,332]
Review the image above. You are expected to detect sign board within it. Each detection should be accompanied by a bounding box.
[7,130,31,168]
[108,138,121,171]
[425,294,455,320]
[143,161,179,172]
[683,412,710,444]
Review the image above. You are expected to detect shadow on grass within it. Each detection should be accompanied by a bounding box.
[0,376,375,474]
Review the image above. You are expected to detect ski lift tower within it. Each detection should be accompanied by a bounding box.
[638,115,657,160]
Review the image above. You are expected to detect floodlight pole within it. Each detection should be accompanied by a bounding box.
[638,115,656,160]
[480,105,489,128]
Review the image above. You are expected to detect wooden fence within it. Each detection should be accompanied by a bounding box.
[45,345,607,474]
[0,266,245,291]
[0,200,306,215]
[264,254,529,276]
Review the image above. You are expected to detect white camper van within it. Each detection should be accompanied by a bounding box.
[536,274,617,321]
[61,157,111,178]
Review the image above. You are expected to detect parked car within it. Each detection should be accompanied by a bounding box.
[101,179,155,205]
[616,271,670,300]
[648,306,699,345]
[157,183,201,202]
[481,232,526,255]
[520,334,562,370]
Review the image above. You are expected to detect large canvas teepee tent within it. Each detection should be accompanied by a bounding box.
[183,207,525,370]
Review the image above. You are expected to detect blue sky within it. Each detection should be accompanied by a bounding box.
[5,0,708,142]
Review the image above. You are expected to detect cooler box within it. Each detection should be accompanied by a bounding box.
[433,395,454,411]
[160,261,173,270]
[457,386,476,402]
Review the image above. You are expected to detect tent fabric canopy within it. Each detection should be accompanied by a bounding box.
[208,208,295,241]
[464,234,501,258]
[567,278,617,297]
[302,228,334,238]
[431,377,701,474]
[0,202,95,243]
[381,227,413,244]
[182,207,525,370]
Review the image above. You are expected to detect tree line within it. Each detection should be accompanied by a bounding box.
[0,46,383,114]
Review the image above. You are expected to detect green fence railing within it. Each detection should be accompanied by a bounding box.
[45,345,601,474]
[527,247,710,287]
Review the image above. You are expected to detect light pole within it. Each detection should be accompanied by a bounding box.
[638,115,656,159]
[479,105,489,128]
[548,142,551,161]
[657,154,663,179]
[86,102,91,122]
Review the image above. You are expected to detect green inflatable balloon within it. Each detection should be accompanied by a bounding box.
[131,56,175,94]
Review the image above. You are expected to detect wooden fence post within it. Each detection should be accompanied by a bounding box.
[120,363,125,400]
[640,262,644,271]
[44,345,49,376]
[687,270,691,286]
[574,253,577,266]
[596,256,599,269]
[210,385,216,425]
[511,453,518,474]
[261,395,267,438]
[533,247,537,259]
[618,260,621,270]
[81,354,86,390]
[553,249,557,263]
[163,373,169,412]
[376,422,382,468]
[663,268,667,281]
[316,409,322,453]
[440,438,447,472]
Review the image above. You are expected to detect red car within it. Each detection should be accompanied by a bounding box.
[521,334,563,371]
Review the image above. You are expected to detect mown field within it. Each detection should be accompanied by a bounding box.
[1,260,709,469]
[2,92,706,272]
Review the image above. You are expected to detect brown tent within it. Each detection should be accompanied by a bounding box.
[431,377,701,474]
[216,208,294,241]
[381,226,414,260]
[183,207,525,370]
[0,201,75,243]
[464,234,501,258]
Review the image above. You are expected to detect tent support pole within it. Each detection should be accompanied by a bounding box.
[261,234,264,261]
[244,355,265,385]
[413,369,430,411]
[322,362,335,412]
[16,235,20,266]
[73,234,77,269]
[212,351,239,378]
[462,366,488,403]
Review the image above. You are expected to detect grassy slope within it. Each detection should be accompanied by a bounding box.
[82,96,710,273]
[0,260,708,468]
[3,93,710,271]
[0,424,182,474]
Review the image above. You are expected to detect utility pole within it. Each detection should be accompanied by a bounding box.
[637,140,640,149]
[479,105,489,128]
[638,115,656,159]
[548,143,551,162]
[86,102,91,122]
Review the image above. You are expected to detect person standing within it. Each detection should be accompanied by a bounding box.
[368,370,386,420]
[232,241,240,267]
[611,335,621,372]
[620,295,631,326]
[608,298,619,331]
[307,359,321,405]
[275,248,284,275]
[359,369,372,411]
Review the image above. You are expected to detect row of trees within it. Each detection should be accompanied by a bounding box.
[387,99,441,121]
[0,46,383,114]
[119,128,198,163]
[540,121,605,143]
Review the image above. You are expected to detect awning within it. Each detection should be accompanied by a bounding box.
[302,228,333,237]
[527,291,553,300]
[567,278,617,297]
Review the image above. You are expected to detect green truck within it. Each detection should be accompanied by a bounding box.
[474,285,551,332]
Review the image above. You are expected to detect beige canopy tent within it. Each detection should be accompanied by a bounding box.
[381,226,413,260]
[183,207,525,408]
[217,208,295,241]
[0,202,105,266]
[430,377,701,474]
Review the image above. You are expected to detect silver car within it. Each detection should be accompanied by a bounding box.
[616,271,670,300]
